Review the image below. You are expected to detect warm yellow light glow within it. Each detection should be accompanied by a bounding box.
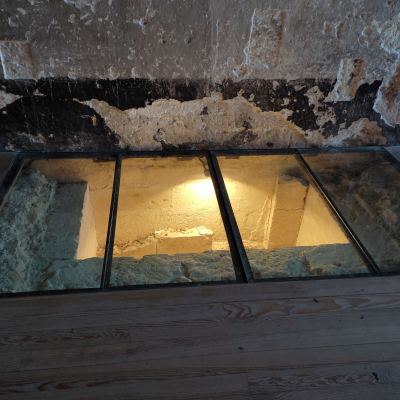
[191,180,215,197]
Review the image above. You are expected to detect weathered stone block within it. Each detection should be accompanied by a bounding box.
[42,182,98,260]
[155,227,213,255]
[244,9,285,69]
[374,59,400,128]
[0,41,37,80]
[112,240,157,259]
[266,174,307,249]
[296,185,349,246]
[325,59,365,102]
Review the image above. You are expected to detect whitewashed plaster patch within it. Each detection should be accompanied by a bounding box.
[380,14,400,56]
[329,118,386,147]
[78,92,386,150]
[80,92,308,150]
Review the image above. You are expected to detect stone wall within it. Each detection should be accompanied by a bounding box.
[0,0,399,151]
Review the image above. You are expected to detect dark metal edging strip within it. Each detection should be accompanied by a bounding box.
[0,155,25,214]
[0,148,391,299]
[208,152,254,283]
[294,150,383,277]
[101,154,122,289]
[296,146,384,155]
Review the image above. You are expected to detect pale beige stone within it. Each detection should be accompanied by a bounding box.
[266,174,307,249]
[0,90,21,109]
[325,58,365,102]
[156,227,213,255]
[113,241,157,259]
[296,185,349,246]
[42,182,97,260]
[77,186,98,260]
[80,93,308,151]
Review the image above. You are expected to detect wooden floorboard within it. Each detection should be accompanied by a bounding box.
[223,293,400,319]
[2,342,400,397]
[2,275,400,316]
[0,302,224,333]
[0,352,23,373]
[126,307,400,341]
[247,360,400,393]
[265,385,400,399]
[0,324,131,354]
[1,277,400,398]
[16,309,400,371]
[3,373,251,400]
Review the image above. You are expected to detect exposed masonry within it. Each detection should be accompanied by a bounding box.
[0,2,399,134]
[244,9,285,69]
[80,92,309,150]
[1,1,400,82]
[0,77,396,152]
[325,59,366,102]
[374,60,400,128]
[80,92,386,150]
[0,41,37,80]
[373,14,400,128]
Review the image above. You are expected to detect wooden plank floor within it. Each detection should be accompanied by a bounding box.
[1,276,400,399]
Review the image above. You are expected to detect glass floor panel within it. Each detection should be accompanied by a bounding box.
[0,158,115,293]
[218,154,370,279]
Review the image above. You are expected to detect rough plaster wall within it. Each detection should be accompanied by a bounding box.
[81,92,309,150]
[325,58,366,102]
[0,0,399,149]
[0,41,36,79]
[0,0,398,81]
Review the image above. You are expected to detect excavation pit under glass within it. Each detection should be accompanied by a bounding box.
[0,158,115,293]
[218,154,370,279]
[110,156,237,287]
[2,149,396,296]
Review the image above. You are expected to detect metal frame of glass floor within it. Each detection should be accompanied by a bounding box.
[1,146,400,298]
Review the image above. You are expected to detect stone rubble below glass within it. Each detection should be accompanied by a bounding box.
[0,243,367,293]
[0,168,368,293]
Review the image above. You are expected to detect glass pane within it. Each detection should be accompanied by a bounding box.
[301,150,400,273]
[110,156,236,286]
[0,158,115,293]
[0,152,16,183]
[217,155,369,279]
